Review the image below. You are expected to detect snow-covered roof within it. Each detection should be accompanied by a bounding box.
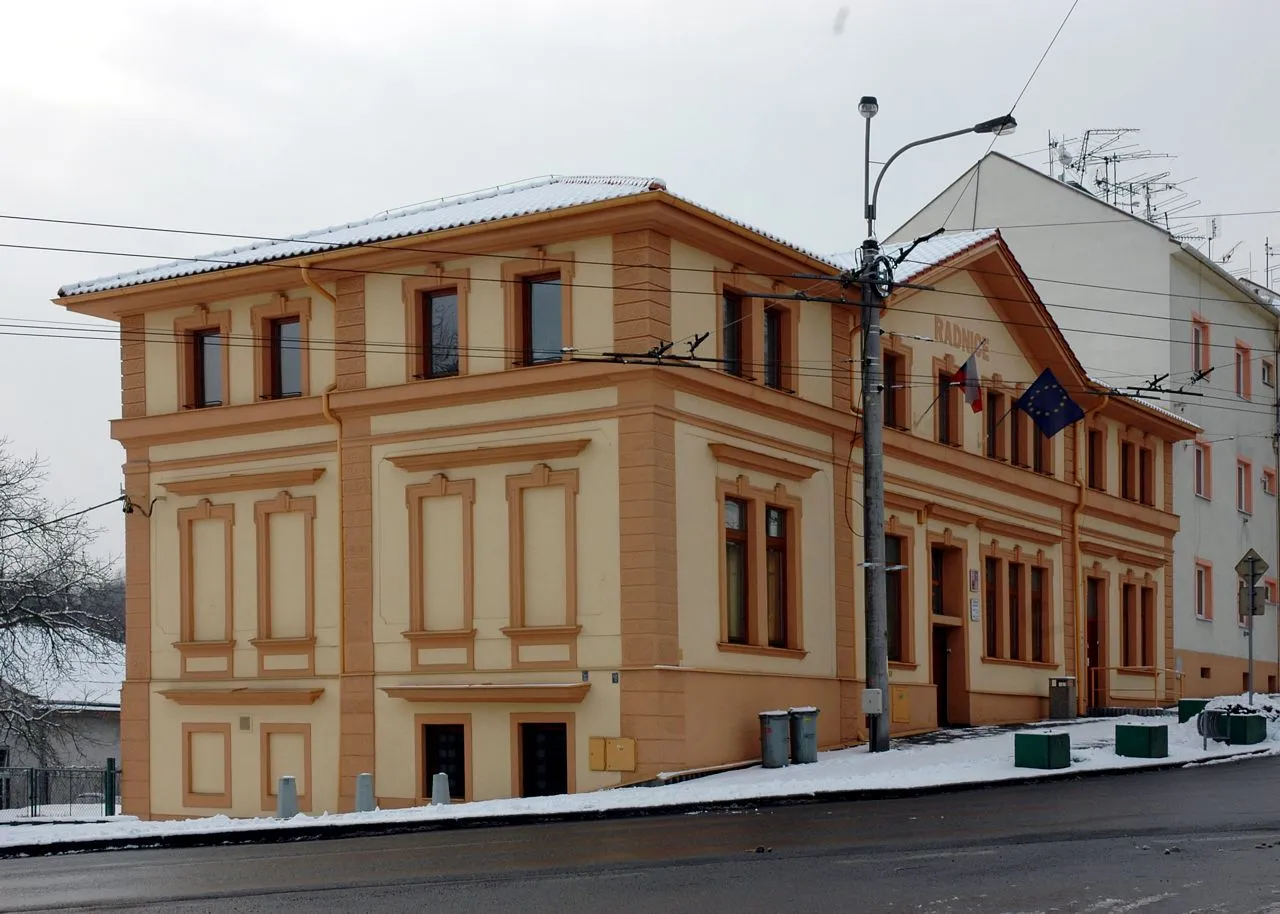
[827,229,999,283]
[1086,376,1203,431]
[58,174,839,297]
[1,628,124,712]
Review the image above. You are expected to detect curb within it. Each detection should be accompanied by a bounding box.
[1,747,1275,859]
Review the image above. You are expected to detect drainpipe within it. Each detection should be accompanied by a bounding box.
[302,266,346,675]
[1073,395,1109,714]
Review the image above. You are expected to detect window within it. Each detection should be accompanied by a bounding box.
[1263,468,1277,497]
[886,535,907,662]
[1121,583,1137,667]
[520,275,563,365]
[1032,427,1051,475]
[192,328,224,407]
[1191,317,1210,373]
[724,498,749,644]
[1267,578,1279,605]
[1010,408,1027,467]
[1235,342,1252,399]
[884,351,907,430]
[984,556,1000,657]
[423,724,466,802]
[1200,666,1211,680]
[420,289,460,379]
[763,308,784,390]
[937,373,956,445]
[986,391,1006,459]
[1237,460,1253,514]
[1195,562,1212,620]
[1030,567,1047,663]
[722,292,744,377]
[1194,443,1211,499]
[1138,447,1155,506]
[765,506,788,648]
[1120,441,1136,500]
[1263,359,1275,388]
[1008,562,1024,661]
[930,546,945,616]
[266,317,303,398]
[1087,428,1105,491]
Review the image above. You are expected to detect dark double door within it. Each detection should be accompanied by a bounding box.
[519,722,568,797]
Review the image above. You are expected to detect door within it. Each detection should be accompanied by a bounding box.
[1086,577,1104,709]
[519,722,568,797]
[932,627,950,727]
[423,724,466,801]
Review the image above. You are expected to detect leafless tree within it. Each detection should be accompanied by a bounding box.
[0,439,119,763]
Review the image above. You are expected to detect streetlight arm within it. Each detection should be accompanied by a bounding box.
[867,125,976,233]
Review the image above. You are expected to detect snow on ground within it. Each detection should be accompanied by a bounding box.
[2,709,1277,851]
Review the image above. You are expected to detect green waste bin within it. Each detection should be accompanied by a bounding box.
[1115,723,1169,759]
[788,707,820,764]
[759,710,790,768]
[1014,731,1071,769]
[1178,698,1210,723]
[1228,713,1267,746]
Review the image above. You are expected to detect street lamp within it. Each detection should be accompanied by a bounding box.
[856,99,1016,753]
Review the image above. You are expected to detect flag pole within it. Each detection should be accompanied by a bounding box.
[913,338,988,430]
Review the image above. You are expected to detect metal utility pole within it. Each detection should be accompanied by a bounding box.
[855,97,1016,752]
[1236,548,1268,705]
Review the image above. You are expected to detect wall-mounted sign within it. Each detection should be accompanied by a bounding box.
[969,597,980,622]
[969,569,979,593]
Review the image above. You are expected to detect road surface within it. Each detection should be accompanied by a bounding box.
[2,756,1279,913]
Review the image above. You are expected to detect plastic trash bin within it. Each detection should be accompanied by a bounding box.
[759,710,790,768]
[788,707,820,764]
[1049,676,1077,720]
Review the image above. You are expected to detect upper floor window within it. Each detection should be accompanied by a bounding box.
[192,329,224,408]
[722,292,745,377]
[936,372,960,446]
[886,534,907,662]
[419,289,460,379]
[1195,562,1212,620]
[1263,359,1275,388]
[986,391,1006,459]
[521,275,563,365]
[763,307,784,390]
[1138,446,1155,506]
[1120,441,1136,500]
[1191,316,1210,373]
[1264,468,1277,497]
[1235,342,1252,400]
[1237,459,1253,514]
[1010,408,1027,467]
[883,349,908,430]
[268,317,302,398]
[1194,442,1211,499]
[1086,428,1105,491]
[1032,426,1052,476]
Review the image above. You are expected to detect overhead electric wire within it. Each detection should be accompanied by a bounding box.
[0,496,126,542]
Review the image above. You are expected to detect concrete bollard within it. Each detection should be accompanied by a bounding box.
[430,771,451,805]
[355,772,376,812]
[276,775,299,819]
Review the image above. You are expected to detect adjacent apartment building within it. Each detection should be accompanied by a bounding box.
[891,151,1280,699]
[55,175,1195,818]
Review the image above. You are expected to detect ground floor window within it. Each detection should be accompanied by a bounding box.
[423,724,466,801]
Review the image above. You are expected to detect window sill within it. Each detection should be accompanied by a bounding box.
[980,656,1058,670]
[1194,493,1211,502]
[1195,614,1212,622]
[501,625,582,639]
[1115,666,1158,678]
[888,660,918,671]
[716,642,808,660]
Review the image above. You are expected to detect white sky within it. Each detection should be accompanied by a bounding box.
[2,0,1279,563]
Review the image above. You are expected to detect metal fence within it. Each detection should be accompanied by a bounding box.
[0,762,120,820]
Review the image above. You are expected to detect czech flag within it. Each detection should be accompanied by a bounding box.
[952,353,983,413]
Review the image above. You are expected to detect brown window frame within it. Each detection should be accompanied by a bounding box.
[763,307,785,390]
[765,505,789,647]
[1121,582,1138,667]
[985,391,1006,459]
[722,291,746,377]
[1191,315,1210,373]
[1032,426,1052,476]
[502,256,574,370]
[252,296,311,403]
[1138,446,1155,506]
[984,555,1001,658]
[1007,561,1024,661]
[419,288,462,380]
[1120,441,1136,500]
[1010,408,1028,467]
[882,345,911,431]
[1235,340,1252,400]
[1237,458,1253,515]
[192,328,225,408]
[885,533,909,663]
[1030,566,1047,663]
[724,496,750,645]
[1140,585,1155,667]
[936,371,961,446]
[1086,427,1106,491]
[267,317,303,399]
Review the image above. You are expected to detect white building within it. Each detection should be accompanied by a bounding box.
[890,151,1280,701]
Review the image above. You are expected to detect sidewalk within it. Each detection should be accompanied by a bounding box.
[3,707,1277,858]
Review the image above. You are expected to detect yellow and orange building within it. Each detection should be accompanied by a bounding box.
[54,176,1199,819]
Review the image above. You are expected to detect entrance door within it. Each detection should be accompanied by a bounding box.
[932,627,950,727]
[1086,577,1104,709]
[519,722,568,797]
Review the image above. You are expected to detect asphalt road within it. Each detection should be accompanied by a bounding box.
[2,757,1279,914]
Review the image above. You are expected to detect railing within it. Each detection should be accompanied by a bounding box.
[0,762,120,820]
[1087,665,1185,708]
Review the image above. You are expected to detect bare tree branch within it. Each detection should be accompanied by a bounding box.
[0,438,120,759]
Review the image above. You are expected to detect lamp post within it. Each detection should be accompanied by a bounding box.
[857,97,1015,752]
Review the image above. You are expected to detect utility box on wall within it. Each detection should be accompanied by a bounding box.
[891,686,910,723]
[588,737,637,772]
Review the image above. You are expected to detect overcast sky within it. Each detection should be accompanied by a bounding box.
[3,0,1279,563]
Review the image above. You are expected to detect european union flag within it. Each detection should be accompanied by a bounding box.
[1014,367,1085,438]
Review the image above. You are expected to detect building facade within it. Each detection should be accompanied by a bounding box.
[55,177,1194,819]
[891,152,1280,699]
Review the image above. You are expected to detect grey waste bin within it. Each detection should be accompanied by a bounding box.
[788,706,820,764]
[759,710,790,768]
[1048,676,1077,720]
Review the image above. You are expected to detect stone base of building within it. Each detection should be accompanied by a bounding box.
[1175,649,1280,699]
